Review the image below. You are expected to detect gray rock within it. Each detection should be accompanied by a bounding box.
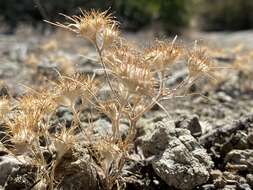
[216,74,241,98]
[56,106,73,128]
[210,170,249,189]
[175,114,202,137]
[0,125,8,146]
[56,148,98,190]
[139,120,213,190]
[200,114,253,151]
[246,174,253,187]
[0,144,33,189]
[199,121,213,135]
[9,44,28,62]
[76,52,100,75]
[216,91,233,103]
[0,142,8,156]
[0,61,20,78]
[165,68,188,87]
[36,61,59,80]
[221,130,249,155]
[201,184,215,190]
[4,164,36,190]
[0,155,23,186]
[237,183,252,190]
[225,149,253,172]
[247,131,253,145]
[92,119,129,138]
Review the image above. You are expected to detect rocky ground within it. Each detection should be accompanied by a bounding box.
[0,26,253,190]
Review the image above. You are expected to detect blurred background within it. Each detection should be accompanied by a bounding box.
[1,0,253,33]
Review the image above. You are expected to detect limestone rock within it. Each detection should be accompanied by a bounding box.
[175,114,202,137]
[55,148,98,190]
[225,149,253,172]
[0,155,25,186]
[139,120,213,190]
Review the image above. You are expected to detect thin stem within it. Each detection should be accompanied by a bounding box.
[126,118,137,144]
[95,44,121,104]
[71,104,90,139]
[133,72,163,121]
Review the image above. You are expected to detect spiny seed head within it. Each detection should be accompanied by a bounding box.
[6,112,37,150]
[18,92,56,115]
[187,48,212,78]
[77,10,115,40]
[53,74,99,107]
[7,92,54,150]
[97,99,120,121]
[145,40,181,71]
[94,138,125,176]
[104,44,138,66]
[48,10,119,49]
[96,24,119,50]
[104,46,155,96]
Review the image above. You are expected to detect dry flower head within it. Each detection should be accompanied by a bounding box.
[104,45,155,96]
[187,47,215,81]
[53,74,99,107]
[47,10,119,50]
[145,39,181,71]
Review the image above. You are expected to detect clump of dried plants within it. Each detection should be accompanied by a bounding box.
[0,10,219,190]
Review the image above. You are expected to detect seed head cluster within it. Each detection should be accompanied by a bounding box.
[0,9,220,190]
[187,48,212,77]
[145,39,181,71]
[104,45,155,96]
[48,10,119,50]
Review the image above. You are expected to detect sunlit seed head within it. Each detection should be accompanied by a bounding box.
[187,48,212,78]
[96,25,119,50]
[6,112,37,152]
[145,39,181,71]
[104,45,155,96]
[53,74,99,107]
[47,10,119,48]
[18,91,56,116]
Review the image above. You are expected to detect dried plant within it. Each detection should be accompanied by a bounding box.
[46,10,119,50]
[144,38,181,72]
[187,47,215,81]
[93,138,127,189]
[104,45,155,96]
[43,9,222,189]
[0,9,223,190]
[0,96,11,119]
[52,73,99,108]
